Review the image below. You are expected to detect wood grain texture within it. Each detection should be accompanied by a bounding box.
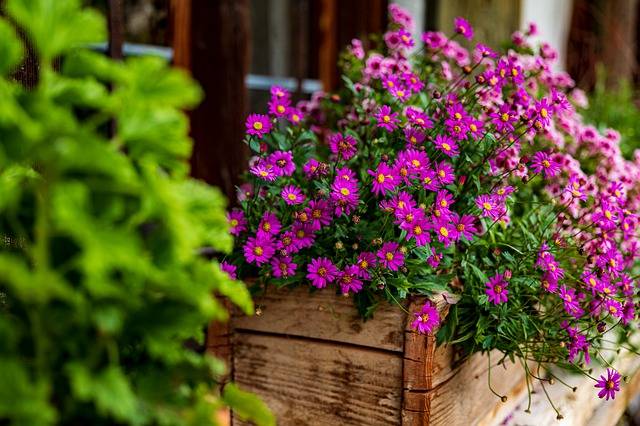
[233,286,409,352]
[233,332,403,426]
[508,352,640,426]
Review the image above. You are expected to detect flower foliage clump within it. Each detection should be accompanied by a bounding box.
[228,4,640,403]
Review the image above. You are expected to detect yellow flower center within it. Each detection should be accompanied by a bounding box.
[542,160,550,168]
[340,188,350,196]
[457,224,465,231]
[254,246,264,256]
[414,226,423,235]
[494,285,502,293]
[439,227,448,237]
[440,199,447,207]
[604,210,612,220]
[377,173,386,183]
[263,222,271,231]
[230,219,238,227]
[360,260,368,269]
[501,113,509,122]
[383,115,391,123]
[410,136,417,144]
[296,230,305,238]
[540,108,548,118]
[318,267,327,277]
[292,114,300,122]
[454,112,462,120]
[397,90,405,98]
[442,143,451,151]
[253,121,263,130]
[287,193,297,201]
[277,105,285,113]
[385,252,394,261]
[312,209,322,218]
[411,159,421,167]
[482,202,492,211]
[470,124,477,132]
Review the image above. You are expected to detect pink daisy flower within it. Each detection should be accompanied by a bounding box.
[530,151,560,178]
[338,265,364,294]
[243,235,276,266]
[220,261,237,280]
[377,242,405,271]
[227,209,247,236]
[486,273,509,304]
[411,301,440,334]
[329,133,358,161]
[271,256,297,278]
[306,257,339,288]
[595,369,621,400]
[245,113,272,138]
[268,150,296,176]
[375,105,400,132]
[257,211,281,237]
[368,162,398,196]
[454,17,474,40]
[281,185,305,205]
[355,252,377,279]
[433,134,459,157]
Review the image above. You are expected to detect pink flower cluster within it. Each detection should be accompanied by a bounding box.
[227,4,640,400]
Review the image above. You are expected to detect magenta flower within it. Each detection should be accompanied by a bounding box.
[486,273,509,304]
[530,151,560,178]
[397,28,415,48]
[404,127,426,147]
[270,85,290,100]
[291,222,315,250]
[287,107,304,125]
[375,105,400,132]
[406,107,433,129]
[228,209,247,236]
[377,242,404,271]
[434,220,458,247]
[435,161,455,185]
[595,369,621,401]
[245,113,272,138]
[411,301,440,334]
[420,168,440,191]
[476,194,500,220]
[303,158,328,178]
[559,285,583,318]
[307,198,333,230]
[258,211,281,237]
[338,265,364,294]
[249,159,277,182]
[268,97,290,117]
[271,256,297,278]
[306,257,339,288]
[276,231,297,256]
[355,252,377,278]
[402,219,431,247]
[330,177,359,216]
[220,261,237,280]
[329,133,358,161]
[243,235,275,266]
[368,162,398,196]
[452,213,478,241]
[433,134,459,157]
[490,105,517,133]
[281,185,305,205]
[268,150,296,176]
[454,17,474,40]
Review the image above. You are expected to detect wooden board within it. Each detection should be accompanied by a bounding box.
[233,332,403,425]
[233,286,408,352]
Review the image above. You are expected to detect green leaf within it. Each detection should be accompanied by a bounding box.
[6,0,106,61]
[0,19,24,75]
[223,383,275,426]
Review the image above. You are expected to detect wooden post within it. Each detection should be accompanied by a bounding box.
[107,0,124,60]
[169,0,192,69]
[187,0,250,200]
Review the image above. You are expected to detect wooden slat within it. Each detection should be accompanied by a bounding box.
[233,287,408,352]
[233,332,403,425]
[317,0,338,91]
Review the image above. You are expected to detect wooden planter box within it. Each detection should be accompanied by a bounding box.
[208,287,527,425]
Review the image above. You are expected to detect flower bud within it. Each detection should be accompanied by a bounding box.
[330,94,341,103]
[462,65,472,74]
[597,322,606,333]
[500,396,508,403]
[504,269,512,280]
[335,241,344,250]
[381,154,389,162]
[352,215,361,224]
[255,307,263,316]
[432,90,441,99]
[352,243,359,250]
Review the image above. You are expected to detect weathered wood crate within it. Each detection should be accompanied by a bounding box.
[208,287,527,425]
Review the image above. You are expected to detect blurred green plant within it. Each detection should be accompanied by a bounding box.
[581,64,640,159]
[0,0,272,425]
